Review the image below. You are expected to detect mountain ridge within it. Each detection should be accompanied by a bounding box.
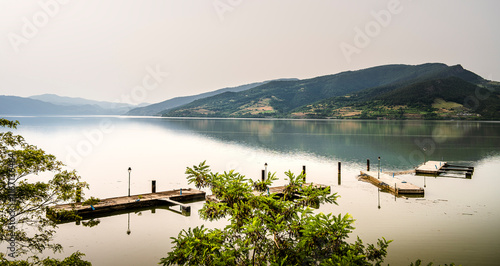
[126,78,298,116]
[162,63,499,120]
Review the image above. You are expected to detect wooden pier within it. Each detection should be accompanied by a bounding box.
[359,171,424,195]
[49,188,205,221]
[416,161,473,178]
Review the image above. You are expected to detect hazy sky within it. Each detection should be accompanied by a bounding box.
[1,0,499,105]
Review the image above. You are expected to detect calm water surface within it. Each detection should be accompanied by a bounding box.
[3,116,500,265]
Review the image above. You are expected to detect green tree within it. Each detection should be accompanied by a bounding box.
[0,118,90,264]
[161,161,391,265]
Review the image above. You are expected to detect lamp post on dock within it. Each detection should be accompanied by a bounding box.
[128,167,132,197]
[264,163,268,180]
[377,157,380,179]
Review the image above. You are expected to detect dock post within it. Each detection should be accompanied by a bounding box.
[367,159,370,171]
[338,162,342,186]
[152,180,156,193]
[261,170,265,182]
[302,165,306,182]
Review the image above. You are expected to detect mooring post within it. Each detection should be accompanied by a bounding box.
[367,159,370,171]
[152,180,156,193]
[261,170,265,182]
[302,165,306,182]
[338,161,342,186]
[180,188,182,195]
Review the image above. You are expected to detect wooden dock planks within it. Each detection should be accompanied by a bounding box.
[50,188,205,218]
[359,171,424,195]
[415,161,447,175]
[415,161,473,178]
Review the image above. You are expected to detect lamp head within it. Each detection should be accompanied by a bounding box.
[128,167,132,173]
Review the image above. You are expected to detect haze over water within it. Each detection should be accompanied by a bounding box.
[4,116,500,265]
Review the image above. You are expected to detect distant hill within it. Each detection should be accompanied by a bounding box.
[0,94,145,116]
[163,63,499,119]
[0,95,104,115]
[126,78,298,116]
[29,94,145,114]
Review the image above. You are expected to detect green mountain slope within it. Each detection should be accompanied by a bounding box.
[295,77,500,120]
[126,79,297,116]
[163,63,489,118]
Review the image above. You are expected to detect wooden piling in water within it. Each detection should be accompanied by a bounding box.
[302,165,306,182]
[151,180,156,193]
[367,159,370,171]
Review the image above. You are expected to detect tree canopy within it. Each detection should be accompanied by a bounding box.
[0,118,90,264]
[161,161,391,265]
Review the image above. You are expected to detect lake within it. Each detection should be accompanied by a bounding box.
[3,116,500,265]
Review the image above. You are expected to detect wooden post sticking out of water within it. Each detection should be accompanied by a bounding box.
[302,165,306,182]
[367,159,370,171]
[338,162,342,186]
[152,180,156,193]
[261,170,265,182]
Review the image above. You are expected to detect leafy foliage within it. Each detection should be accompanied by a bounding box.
[81,197,100,206]
[0,118,90,263]
[161,162,391,265]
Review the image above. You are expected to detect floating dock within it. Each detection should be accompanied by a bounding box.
[359,171,424,195]
[206,183,330,203]
[416,161,473,178]
[49,188,205,220]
